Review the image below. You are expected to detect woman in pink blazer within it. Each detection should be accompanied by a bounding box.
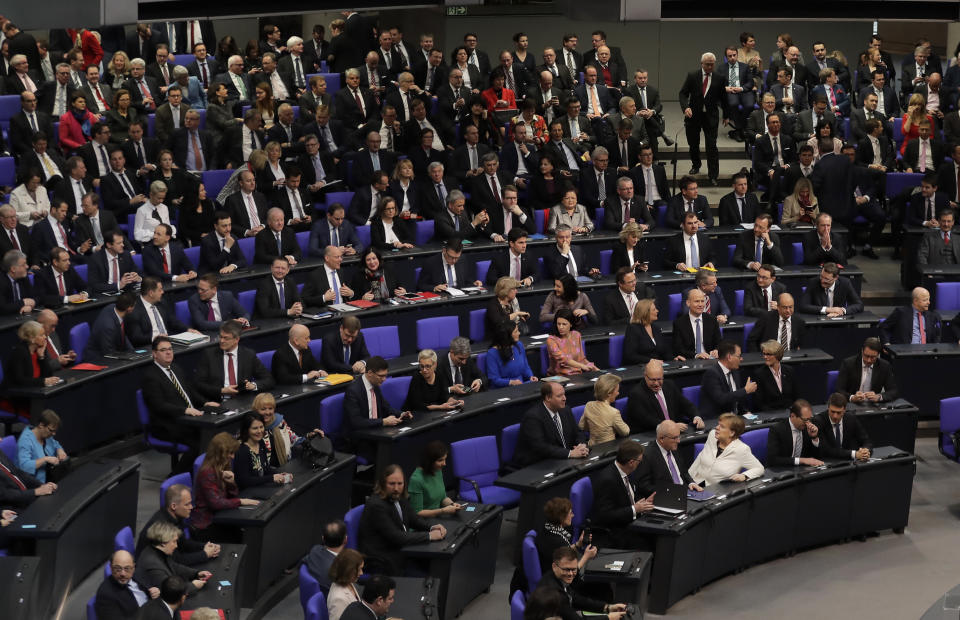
[59,93,100,153]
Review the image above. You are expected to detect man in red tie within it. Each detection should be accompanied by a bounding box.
[880,286,943,345]
[343,356,412,460]
[679,52,729,186]
[37,309,77,368]
[82,65,112,116]
[33,247,88,308]
[143,224,197,283]
[194,320,275,400]
[0,440,56,506]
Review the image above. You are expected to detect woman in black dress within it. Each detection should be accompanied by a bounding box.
[622,298,668,365]
[177,181,216,247]
[610,222,649,274]
[403,350,463,412]
[234,413,288,491]
[369,196,415,251]
[148,149,190,210]
[349,247,407,303]
[528,153,570,211]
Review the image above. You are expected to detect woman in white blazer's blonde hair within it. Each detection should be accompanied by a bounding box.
[687,413,764,486]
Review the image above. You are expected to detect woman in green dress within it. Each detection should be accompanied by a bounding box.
[407,441,463,517]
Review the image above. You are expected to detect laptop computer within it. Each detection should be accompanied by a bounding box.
[652,483,687,515]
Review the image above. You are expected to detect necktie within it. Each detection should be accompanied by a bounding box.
[372,151,380,171]
[56,221,74,254]
[92,217,103,246]
[621,140,628,165]
[151,305,166,334]
[694,318,703,354]
[295,57,304,88]
[729,63,737,87]
[276,233,283,256]
[469,145,477,169]
[226,352,236,385]
[369,387,379,418]
[200,62,208,87]
[98,145,110,175]
[46,339,58,359]
[277,281,286,307]
[57,272,66,296]
[191,132,204,170]
[623,474,635,503]
[834,423,842,445]
[772,137,780,167]
[436,183,446,204]
[246,194,260,228]
[161,64,169,85]
[623,201,630,225]
[655,389,670,420]
[793,428,802,458]
[291,191,304,219]
[454,364,463,385]
[73,72,82,89]
[666,451,682,484]
[780,319,789,349]
[11,280,19,303]
[755,237,763,263]
[8,230,19,251]
[589,86,601,115]
[93,85,108,111]
[505,68,514,92]
[645,168,654,204]
[297,349,303,368]
[687,200,693,214]
[860,365,872,393]
[552,413,566,448]
[331,226,340,246]
[353,89,364,115]
[639,87,647,109]
[446,263,455,286]
[344,345,351,365]
[167,368,193,407]
[918,311,926,344]
[945,231,951,246]
[0,462,26,491]
[28,113,37,132]
[332,271,341,304]
[701,72,709,95]
[920,141,927,172]
[597,172,606,201]
[161,248,169,273]
[763,287,769,309]
[727,373,739,413]
[117,172,134,198]
[20,73,36,93]
[207,300,215,321]
[928,198,935,221]
[827,286,834,308]
[135,141,145,168]
[234,74,247,99]
[737,197,744,220]
[111,256,119,287]
[55,84,65,116]
[689,236,699,268]
[138,80,153,110]
[427,66,435,90]
[513,256,521,280]
[490,176,501,203]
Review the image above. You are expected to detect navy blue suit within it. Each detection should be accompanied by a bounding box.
[187,290,249,331]
[84,306,134,360]
[880,305,943,344]
[197,233,247,274]
[86,250,141,294]
[126,297,190,346]
[308,219,361,258]
[32,265,86,308]
[141,241,195,280]
[700,361,752,418]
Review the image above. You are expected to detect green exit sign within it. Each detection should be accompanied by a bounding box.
[446,6,467,16]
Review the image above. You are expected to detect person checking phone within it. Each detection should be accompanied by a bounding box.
[407,441,465,517]
[343,356,413,460]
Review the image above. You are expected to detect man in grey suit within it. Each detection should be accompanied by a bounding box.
[918,209,960,266]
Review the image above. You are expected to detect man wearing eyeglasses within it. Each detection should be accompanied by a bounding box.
[534,547,627,619]
[343,356,412,458]
[94,549,160,619]
[700,340,756,419]
[589,440,656,550]
[625,360,703,433]
[767,398,825,467]
[636,420,704,495]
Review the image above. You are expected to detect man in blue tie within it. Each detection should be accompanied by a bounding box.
[302,245,354,307]
[320,315,370,374]
[732,213,783,271]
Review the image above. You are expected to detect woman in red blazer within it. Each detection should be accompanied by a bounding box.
[59,93,100,153]
[480,70,517,114]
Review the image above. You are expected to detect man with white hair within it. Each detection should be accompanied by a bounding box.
[171,65,206,110]
[278,36,309,95]
[124,58,160,112]
[216,55,253,112]
[38,63,76,117]
[5,53,38,95]
[678,52,729,186]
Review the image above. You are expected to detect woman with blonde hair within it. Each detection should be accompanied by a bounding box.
[257,141,286,194]
[623,298,668,365]
[579,374,630,445]
[687,413,763,486]
[611,222,647,273]
[254,392,324,466]
[781,177,819,225]
[486,276,529,337]
[900,92,935,156]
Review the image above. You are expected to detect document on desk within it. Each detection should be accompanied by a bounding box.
[445,287,467,297]
[328,303,361,312]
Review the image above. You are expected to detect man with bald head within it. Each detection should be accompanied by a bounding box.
[224,169,267,238]
[302,245,354,307]
[527,70,565,123]
[272,324,328,385]
[625,360,703,433]
[636,420,704,495]
[37,308,76,368]
[747,292,806,352]
[881,286,943,345]
[137,484,220,565]
[94,549,159,619]
[672,288,721,360]
[254,207,302,265]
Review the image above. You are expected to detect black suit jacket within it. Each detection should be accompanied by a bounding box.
[678,70,727,120]
[732,230,784,269]
[717,192,760,226]
[253,275,300,319]
[122,137,162,169]
[123,76,161,113]
[602,197,654,231]
[320,330,370,374]
[127,297,189,346]
[753,363,798,411]
[743,280,787,317]
[662,231,715,269]
[433,209,484,244]
[301,266,352,308]
[814,411,873,459]
[9,111,54,157]
[358,494,430,575]
[622,322,668,366]
[272,343,323,385]
[195,345,274,400]
[746,310,806,352]
[53,177,93,217]
[836,354,898,402]
[881,305,943,344]
[754,132,798,180]
[543,244,590,280]
[579,166,617,214]
[170,128,215,170]
[83,305,134,360]
[333,87,378,128]
[797,275,864,315]
[903,138,947,173]
[0,274,33,315]
[141,241,194,281]
[37,80,77,116]
[700,362,752,418]
[418,177,460,221]
[94,576,146,620]
[767,418,820,467]
[141,361,206,438]
[0,225,33,266]
[417,253,471,291]
[224,191,268,238]
[435,353,487,392]
[511,403,585,469]
[87,250,140,294]
[802,230,846,265]
[624,380,697,433]
[602,286,654,326]
[590,462,640,537]
[908,191,952,228]
[99,170,145,215]
[32,265,85,308]
[665,195,713,230]
[486,249,536,286]
[343,377,398,439]
[253,227,302,265]
[635,441,694,497]
[672,312,721,360]
[187,290,248,331]
[197,232,247,273]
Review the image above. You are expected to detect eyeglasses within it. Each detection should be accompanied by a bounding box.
[111,565,135,573]
[554,564,578,573]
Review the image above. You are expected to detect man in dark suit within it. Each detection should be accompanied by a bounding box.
[435,69,473,141]
[540,47,574,92]
[340,575,401,620]
[253,207,302,265]
[122,121,162,170]
[0,248,36,315]
[184,276,248,334]
[9,92,54,159]
[485,228,537,287]
[589,440,656,549]
[858,71,900,121]
[909,174,952,229]
[625,359,703,432]
[195,320,274,401]
[699,340,758,417]
[304,520,346,589]
[343,359,412,458]
[448,124,493,184]
[510,382,588,469]
[903,120,946,174]
[577,146,615,217]
[124,60,160,113]
[32,247,86,308]
[603,175,654,232]
[816,393,873,461]
[351,130,399,189]
[918,209,960,268]
[333,68,378,129]
[128,23,164,61]
[746,293,806,352]
[811,139,854,225]
[141,336,216,471]
[126,277,192,347]
[224,170,268,238]
[94,550,157,619]
[851,93,893,145]
[754,113,796,199]
[766,399,825,467]
[198,212,247,274]
[37,63,76,117]
[717,172,760,226]
[153,84,189,145]
[663,212,716,270]
[436,336,487,394]
[418,163,460,221]
[0,205,33,266]
[5,53,41,97]
[792,96,838,145]
[169,110,214,171]
[719,47,755,142]
[602,267,654,326]
[99,148,147,217]
[836,337,899,404]
[665,176,714,229]
[298,135,340,203]
[672,288,722,360]
[141,224,196,283]
[86,231,142,294]
[543,225,600,280]
[588,44,626,94]
[769,66,808,119]
[624,69,667,151]
[301,246,355,308]
[432,190,491,244]
[83,293,137,360]
[223,112,267,169]
[253,257,302,319]
[31,201,90,265]
[272,324,328,385]
[802,212,846,265]
[414,49,448,95]
[679,52,728,184]
[137,576,188,620]
[348,171,390,227]
[881,286,943,345]
[321,315,370,374]
[856,119,897,172]
[732,214,784,270]
[636,420,704,496]
[526,71,566,128]
[308,204,360,258]
[145,46,175,98]
[575,65,616,123]
[798,262,864,316]
[186,42,219,90]
[215,58,254,114]
[743,265,786,318]
[416,239,482,293]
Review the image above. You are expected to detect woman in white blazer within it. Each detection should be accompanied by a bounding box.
[687,413,764,486]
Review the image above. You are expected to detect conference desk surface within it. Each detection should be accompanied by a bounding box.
[4,458,139,618]
[0,556,40,620]
[633,446,914,614]
[181,542,246,619]
[402,502,504,620]
[887,343,960,419]
[496,399,918,557]
[212,453,355,607]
